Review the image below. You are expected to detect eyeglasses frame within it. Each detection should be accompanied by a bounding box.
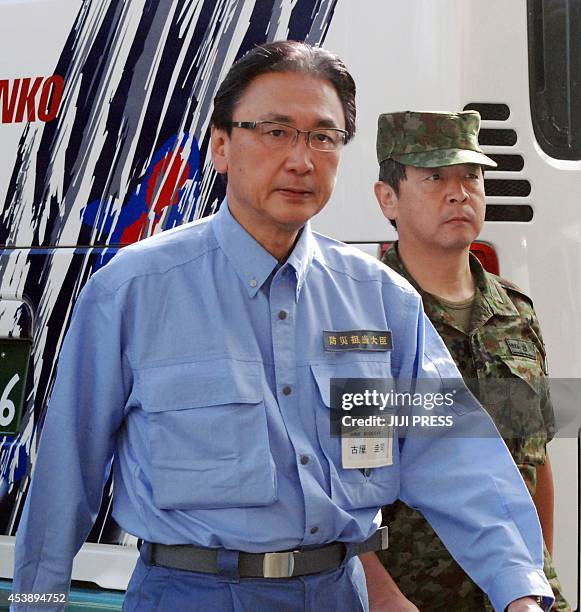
[227,121,348,152]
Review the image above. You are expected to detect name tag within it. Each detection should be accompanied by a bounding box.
[505,338,536,360]
[341,426,393,469]
[323,330,393,352]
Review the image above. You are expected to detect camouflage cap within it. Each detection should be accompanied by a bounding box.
[376,110,497,168]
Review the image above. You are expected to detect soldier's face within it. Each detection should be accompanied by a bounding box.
[211,71,345,248]
[376,163,486,252]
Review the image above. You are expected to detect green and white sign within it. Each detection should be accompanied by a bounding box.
[0,338,31,435]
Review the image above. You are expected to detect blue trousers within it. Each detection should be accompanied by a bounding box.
[123,546,369,611]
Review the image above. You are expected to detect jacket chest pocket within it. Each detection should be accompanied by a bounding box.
[136,358,276,510]
[310,359,399,510]
[475,351,549,463]
[498,354,550,463]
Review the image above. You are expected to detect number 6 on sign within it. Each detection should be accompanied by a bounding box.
[0,373,20,426]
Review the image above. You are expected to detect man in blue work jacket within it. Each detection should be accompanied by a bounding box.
[13,41,552,611]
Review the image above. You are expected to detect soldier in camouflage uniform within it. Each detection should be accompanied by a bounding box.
[372,111,570,611]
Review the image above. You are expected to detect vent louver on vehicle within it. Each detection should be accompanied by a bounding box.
[464,103,510,121]
[484,179,531,197]
[485,154,524,172]
[484,205,533,222]
[464,102,532,222]
[478,129,518,146]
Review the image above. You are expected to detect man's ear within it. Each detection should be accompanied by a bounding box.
[211,125,229,174]
[374,181,398,222]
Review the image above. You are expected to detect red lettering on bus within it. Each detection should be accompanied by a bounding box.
[15,77,43,122]
[0,79,20,124]
[0,76,64,123]
[38,75,64,122]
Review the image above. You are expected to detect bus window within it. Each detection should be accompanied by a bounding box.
[528,0,581,160]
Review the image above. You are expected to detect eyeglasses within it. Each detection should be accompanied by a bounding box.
[228,121,348,152]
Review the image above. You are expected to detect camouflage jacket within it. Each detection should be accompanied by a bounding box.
[377,244,568,612]
[383,244,555,478]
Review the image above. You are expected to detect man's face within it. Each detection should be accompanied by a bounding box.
[376,164,486,252]
[211,71,345,244]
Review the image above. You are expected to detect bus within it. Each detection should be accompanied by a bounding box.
[1,0,579,608]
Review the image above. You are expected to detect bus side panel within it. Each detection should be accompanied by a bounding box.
[0,0,339,590]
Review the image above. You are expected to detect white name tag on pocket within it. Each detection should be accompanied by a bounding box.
[341,426,393,469]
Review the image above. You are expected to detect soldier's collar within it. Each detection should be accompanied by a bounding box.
[382,243,424,296]
[470,253,519,317]
[383,244,520,323]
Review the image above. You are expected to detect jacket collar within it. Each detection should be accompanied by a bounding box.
[383,243,519,333]
[211,200,320,301]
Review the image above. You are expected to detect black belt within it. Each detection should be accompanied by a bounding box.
[143,526,388,579]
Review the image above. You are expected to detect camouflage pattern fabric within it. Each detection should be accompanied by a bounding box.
[376,110,497,169]
[378,245,570,612]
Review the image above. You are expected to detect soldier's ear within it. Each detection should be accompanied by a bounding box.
[211,125,230,174]
[374,181,398,222]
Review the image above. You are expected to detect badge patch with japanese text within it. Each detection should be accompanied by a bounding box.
[505,338,536,360]
[323,330,393,352]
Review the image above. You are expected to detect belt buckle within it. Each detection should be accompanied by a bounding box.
[263,551,296,578]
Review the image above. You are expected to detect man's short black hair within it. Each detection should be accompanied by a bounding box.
[378,158,407,229]
[211,40,356,142]
[379,158,407,194]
